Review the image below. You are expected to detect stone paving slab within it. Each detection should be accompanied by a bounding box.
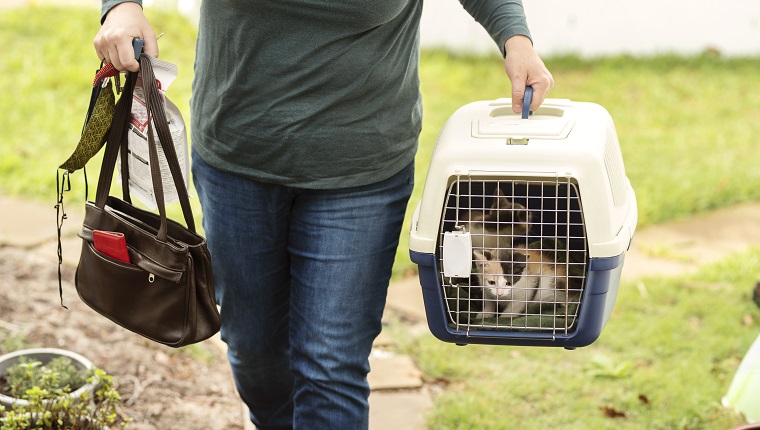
[368,351,424,391]
[622,202,760,281]
[0,197,66,248]
[386,275,429,323]
[0,197,84,247]
[373,329,396,348]
[369,388,433,430]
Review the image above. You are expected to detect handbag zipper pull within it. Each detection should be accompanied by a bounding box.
[148,273,155,283]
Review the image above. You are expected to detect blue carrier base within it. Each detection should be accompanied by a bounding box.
[409,250,625,349]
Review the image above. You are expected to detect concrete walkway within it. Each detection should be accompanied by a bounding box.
[2,195,760,429]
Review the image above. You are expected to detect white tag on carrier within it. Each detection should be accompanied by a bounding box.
[442,229,472,278]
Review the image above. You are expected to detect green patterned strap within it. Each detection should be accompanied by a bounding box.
[59,79,116,172]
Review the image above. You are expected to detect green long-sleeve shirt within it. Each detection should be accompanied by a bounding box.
[102,0,531,189]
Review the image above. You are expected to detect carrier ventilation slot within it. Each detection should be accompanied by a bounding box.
[436,177,588,335]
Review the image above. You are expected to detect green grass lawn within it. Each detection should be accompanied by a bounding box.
[3,6,760,429]
[0,5,199,217]
[390,248,760,430]
[3,7,760,281]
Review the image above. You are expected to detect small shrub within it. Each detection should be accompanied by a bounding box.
[1,357,86,400]
[0,358,126,430]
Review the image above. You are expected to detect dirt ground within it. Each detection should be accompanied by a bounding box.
[0,246,244,430]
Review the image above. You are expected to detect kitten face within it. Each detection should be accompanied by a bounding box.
[473,249,508,294]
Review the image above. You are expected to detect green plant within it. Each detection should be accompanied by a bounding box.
[1,357,86,400]
[0,359,125,430]
[586,353,633,379]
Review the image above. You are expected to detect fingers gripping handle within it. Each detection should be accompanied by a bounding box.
[522,85,533,119]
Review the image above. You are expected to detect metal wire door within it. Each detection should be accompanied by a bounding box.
[437,175,588,335]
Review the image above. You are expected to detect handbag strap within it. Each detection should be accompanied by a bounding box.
[140,55,196,232]
[94,72,135,208]
[94,55,195,242]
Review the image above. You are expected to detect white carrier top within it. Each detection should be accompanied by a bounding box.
[409,97,637,259]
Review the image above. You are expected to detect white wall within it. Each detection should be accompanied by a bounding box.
[421,0,760,57]
[144,0,760,57]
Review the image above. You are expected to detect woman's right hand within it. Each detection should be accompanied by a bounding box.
[94,2,159,72]
[504,35,554,114]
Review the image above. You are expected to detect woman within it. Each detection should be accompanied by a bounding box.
[95,1,553,428]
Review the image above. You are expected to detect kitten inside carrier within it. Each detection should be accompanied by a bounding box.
[439,178,588,332]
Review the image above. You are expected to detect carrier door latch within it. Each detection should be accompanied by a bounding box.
[442,227,472,278]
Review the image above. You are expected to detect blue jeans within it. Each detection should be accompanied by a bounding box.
[191,150,414,430]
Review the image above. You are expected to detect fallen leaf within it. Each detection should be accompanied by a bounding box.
[688,316,700,329]
[638,394,650,405]
[600,405,627,419]
[742,314,754,327]
[431,377,451,386]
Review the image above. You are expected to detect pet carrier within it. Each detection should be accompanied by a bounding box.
[409,90,637,348]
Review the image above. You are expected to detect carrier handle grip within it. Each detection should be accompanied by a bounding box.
[522,85,533,119]
[133,38,144,61]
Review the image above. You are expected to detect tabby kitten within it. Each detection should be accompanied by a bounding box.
[460,188,531,250]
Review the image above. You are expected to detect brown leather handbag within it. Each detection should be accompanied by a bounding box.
[75,54,221,348]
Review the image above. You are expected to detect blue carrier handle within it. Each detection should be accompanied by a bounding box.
[522,85,533,119]
[133,38,144,61]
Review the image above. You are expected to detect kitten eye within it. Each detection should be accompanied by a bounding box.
[487,280,496,286]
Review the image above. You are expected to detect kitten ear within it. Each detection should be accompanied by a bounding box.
[500,260,510,273]
[471,250,484,273]
[503,259,526,274]
[482,249,493,260]
[512,202,531,222]
[491,189,508,210]
[513,251,530,261]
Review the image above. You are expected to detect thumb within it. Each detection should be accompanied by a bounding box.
[511,80,526,115]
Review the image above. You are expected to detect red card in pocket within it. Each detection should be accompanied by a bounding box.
[93,230,131,263]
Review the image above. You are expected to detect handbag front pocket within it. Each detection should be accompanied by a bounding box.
[75,240,191,346]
